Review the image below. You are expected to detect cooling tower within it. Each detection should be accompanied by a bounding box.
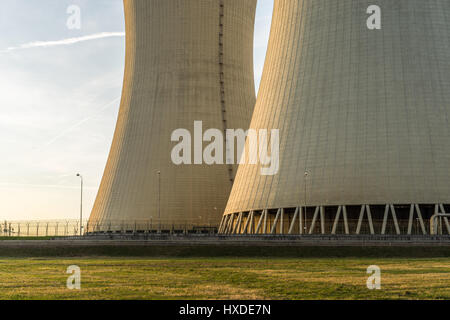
[87,0,256,233]
[221,0,450,235]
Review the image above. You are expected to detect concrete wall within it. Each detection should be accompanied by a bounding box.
[89,0,257,230]
[225,0,450,215]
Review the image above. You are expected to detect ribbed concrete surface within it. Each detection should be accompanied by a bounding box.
[90,0,256,229]
[225,0,450,214]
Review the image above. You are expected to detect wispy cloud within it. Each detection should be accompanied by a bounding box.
[42,96,121,148]
[1,32,125,53]
[0,182,97,190]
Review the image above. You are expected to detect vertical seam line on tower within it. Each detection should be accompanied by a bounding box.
[219,0,234,183]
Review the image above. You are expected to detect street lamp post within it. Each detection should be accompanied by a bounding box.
[76,173,83,236]
[157,171,161,233]
[304,171,308,233]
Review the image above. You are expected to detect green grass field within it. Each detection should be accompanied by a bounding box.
[0,257,449,300]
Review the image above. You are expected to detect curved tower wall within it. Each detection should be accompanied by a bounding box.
[222,0,450,235]
[88,0,256,232]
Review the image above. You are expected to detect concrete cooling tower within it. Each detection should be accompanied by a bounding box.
[87,0,256,233]
[221,0,450,235]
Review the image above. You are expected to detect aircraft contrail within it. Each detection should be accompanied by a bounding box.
[43,96,121,147]
[1,32,125,53]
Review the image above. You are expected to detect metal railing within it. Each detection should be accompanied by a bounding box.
[0,220,86,237]
[85,219,219,234]
[1,216,449,237]
[0,219,220,237]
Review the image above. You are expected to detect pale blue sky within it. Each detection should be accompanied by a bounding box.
[0,0,273,221]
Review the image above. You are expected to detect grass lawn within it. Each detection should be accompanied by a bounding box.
[0,257,448,300]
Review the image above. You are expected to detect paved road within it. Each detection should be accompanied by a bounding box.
[1,235,450,247]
